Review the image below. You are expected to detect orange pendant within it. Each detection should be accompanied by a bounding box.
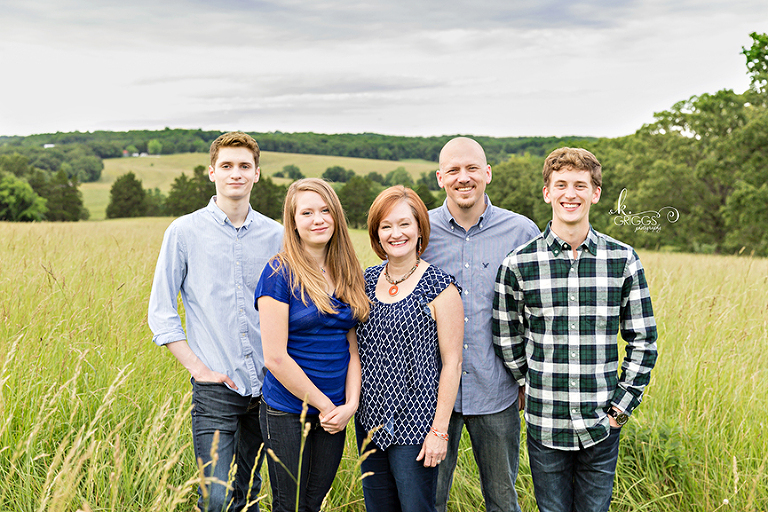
[388,285,399,296]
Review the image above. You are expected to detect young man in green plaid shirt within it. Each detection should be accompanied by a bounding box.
[493,147,658,512]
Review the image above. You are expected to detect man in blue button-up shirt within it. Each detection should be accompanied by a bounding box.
[421,137,539,512]
[148,132,283,512]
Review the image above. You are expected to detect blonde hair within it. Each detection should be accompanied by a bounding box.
[273,178,369,321]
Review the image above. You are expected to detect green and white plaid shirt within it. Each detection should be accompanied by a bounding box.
[493,224,658,450]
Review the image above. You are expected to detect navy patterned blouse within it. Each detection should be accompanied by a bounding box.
[356,263,457,450]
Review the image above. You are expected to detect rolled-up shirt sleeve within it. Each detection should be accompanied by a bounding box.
[148,222,188,346]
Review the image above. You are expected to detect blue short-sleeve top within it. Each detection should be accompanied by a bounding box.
[356,263,457,449]
[255,259,357,414]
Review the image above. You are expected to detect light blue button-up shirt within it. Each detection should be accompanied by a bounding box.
[148,198,283,397]
[421,196,539,415]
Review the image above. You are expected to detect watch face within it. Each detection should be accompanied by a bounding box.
[616,413,629,426]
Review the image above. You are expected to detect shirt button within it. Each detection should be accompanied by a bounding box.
[571,408,577,414]
[570,323,575,329]
[570,380,575,387]
[464,263,469,268]
[463,371,468,375]
[465,237,470,241]
[571,352,577,358]
[570,295,575,300]
[236,262,239,265]
[464,317,469,323]
[464,344,468,349]
[463,289,469,295]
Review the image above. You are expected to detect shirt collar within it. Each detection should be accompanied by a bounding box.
[544,222,598,257]
[206,196,255,229]
[442,194,494,231]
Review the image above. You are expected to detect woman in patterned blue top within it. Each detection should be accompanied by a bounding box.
[356,186,464,512]
[256,178,369,512]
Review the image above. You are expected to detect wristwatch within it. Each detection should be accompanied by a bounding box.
[607,407,629,426]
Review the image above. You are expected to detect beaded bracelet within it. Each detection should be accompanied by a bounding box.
[430,427,449,441]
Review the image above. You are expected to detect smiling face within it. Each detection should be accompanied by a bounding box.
[294,190,335,250]
[208,146,259,202]
[437,138,492,216]
[543,166,601,232]
[378,200,420,262]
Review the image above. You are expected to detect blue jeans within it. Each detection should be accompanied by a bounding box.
[190,379,264,512]
[435,402,522,512]
[527,427,622,512]
[260,402,346,512]
[355,419,438,512]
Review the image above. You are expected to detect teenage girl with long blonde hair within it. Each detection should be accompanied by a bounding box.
[255,178,369,512]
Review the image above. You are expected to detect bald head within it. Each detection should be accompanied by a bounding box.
[439,137,487,170]
[436,137,492,222]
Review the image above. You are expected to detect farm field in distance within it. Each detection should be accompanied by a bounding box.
[0,218,766,511]
[80,152,439,220]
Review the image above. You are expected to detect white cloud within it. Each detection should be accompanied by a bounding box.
[0,0,764,137]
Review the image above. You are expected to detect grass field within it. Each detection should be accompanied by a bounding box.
[81,153,438,220]
[1,219,766,511]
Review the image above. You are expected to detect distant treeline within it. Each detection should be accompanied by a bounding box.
[0,127,592,169]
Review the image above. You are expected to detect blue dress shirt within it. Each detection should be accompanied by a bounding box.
[421,196,539,415]
[148,198,283,397]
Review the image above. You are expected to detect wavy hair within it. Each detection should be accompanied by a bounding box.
[273,178,369,321]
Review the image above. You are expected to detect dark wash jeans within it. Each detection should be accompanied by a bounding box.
[355,418,438,512]
[436,402,522,512]
[260,402,346,512]
[527,426,622,512]
[191,379,265,512]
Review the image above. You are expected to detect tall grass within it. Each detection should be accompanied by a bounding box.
[1,219,766,511]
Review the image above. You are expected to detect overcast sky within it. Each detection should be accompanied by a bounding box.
[1,1,765,139]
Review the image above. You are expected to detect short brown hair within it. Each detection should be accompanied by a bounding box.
[209,131,260,167]
[543,147,602,189]
[367,186,430,260]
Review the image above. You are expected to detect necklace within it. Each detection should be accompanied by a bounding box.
[384,257,420,296]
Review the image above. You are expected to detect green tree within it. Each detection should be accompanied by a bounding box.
[69,154,103,182]
[0,173,47,221]
[338,176,378,229]
[106,172,147,218]
[148,139,163,155]
[45,169,89,221]
[722,181,768,256]
[413,183,438,210]
[385,167,414,187]
[366,171,385,184]
[283,164,304,180]
[322,166,355,183]
[742,31,768,97]
[250,176,287,220]
[416,171,439,191]
[0,153,32,177]
[166,165,215,216]
[487,155,541,224]
[144,187,167,217]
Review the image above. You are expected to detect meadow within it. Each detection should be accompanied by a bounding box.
[80,153,438,220]
[0,218,766,511]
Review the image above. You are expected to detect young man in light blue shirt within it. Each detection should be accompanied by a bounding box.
[148,131,283,512]
[421,137,539,512]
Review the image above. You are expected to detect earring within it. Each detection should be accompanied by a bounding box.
[417,236,423,255]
